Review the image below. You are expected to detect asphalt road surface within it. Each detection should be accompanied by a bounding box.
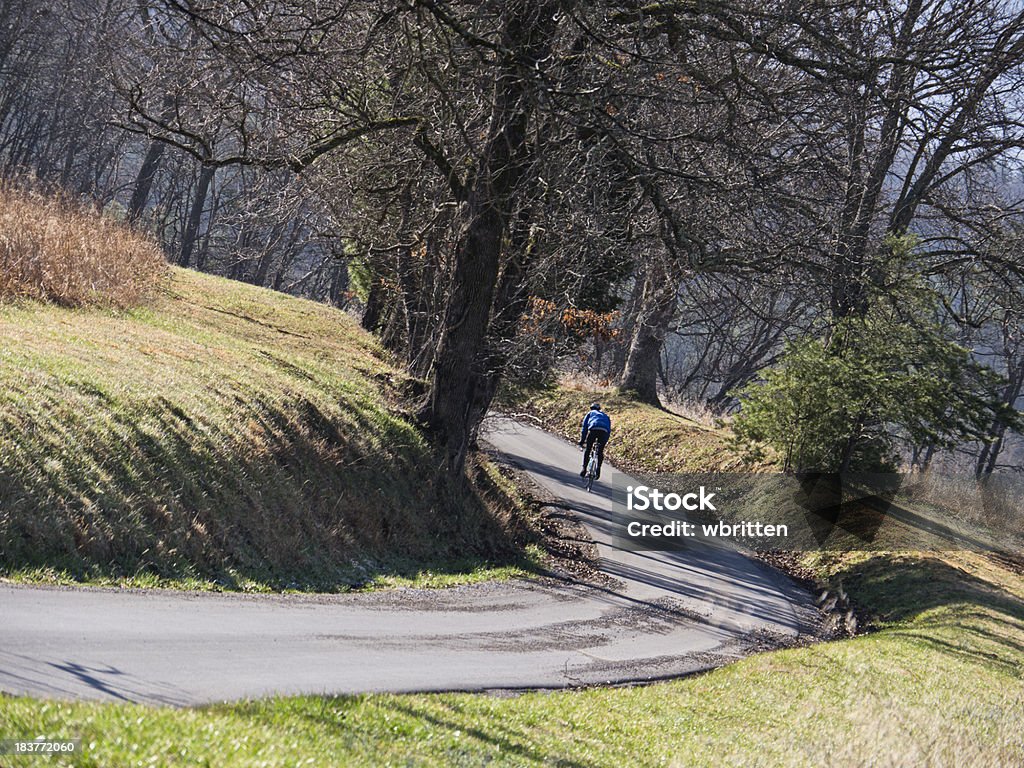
[0,417,816,705]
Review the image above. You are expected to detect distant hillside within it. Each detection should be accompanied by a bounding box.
[0,268,527,590]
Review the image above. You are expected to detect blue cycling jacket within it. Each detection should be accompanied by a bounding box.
[580,410,612,443]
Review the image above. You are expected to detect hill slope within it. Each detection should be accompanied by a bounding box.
[0,268,526,590]
[2,328,1021,764]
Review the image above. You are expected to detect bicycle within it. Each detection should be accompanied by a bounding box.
[582,446,599,492]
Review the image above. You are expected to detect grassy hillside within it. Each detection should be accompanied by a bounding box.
[0,268,533,591]
[1,386,1021,764]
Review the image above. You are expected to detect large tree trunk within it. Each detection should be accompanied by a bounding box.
[404,217,447,377]
[606,283,642,380]
[128,139,167,221]
[464,197,541,448]
[252,220,287,286]
[361,272,385,332]
[976,363,1023,477]
[327,259,348,307]
[619,264,677,405]
[829,4,923,319]
[178,164,214,268]
[394,182,423,358]
[421,204,507,473]
[419,0,559,475]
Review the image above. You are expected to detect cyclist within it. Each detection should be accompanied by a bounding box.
[579,402,612,479]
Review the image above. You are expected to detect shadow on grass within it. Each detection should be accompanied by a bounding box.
[835,553,1024,678]
[0,393,545,593]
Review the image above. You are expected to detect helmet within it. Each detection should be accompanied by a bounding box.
[590,402,601,411]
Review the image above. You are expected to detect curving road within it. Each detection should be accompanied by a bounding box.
[0,417,816,705]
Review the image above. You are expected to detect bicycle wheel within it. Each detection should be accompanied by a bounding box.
[585,456,597,491]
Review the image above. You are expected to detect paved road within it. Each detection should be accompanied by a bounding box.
[0,417,816,705]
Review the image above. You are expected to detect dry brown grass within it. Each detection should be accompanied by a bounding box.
[0,183,166,307]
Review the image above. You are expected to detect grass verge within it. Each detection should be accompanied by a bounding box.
[0,268,542,591]
[1,551,1021,766]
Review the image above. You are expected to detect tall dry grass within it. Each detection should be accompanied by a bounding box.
[0,184,166,307]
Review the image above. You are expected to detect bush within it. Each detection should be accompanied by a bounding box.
[0,183,166,307]
[733,296,1014,473]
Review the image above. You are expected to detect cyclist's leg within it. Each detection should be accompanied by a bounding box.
[594,430,609,477]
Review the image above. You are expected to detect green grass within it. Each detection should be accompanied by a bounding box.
[2,552,1021,766]
[3,350,1022,765]
[0,268,536,591]
[0,550,546,594]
